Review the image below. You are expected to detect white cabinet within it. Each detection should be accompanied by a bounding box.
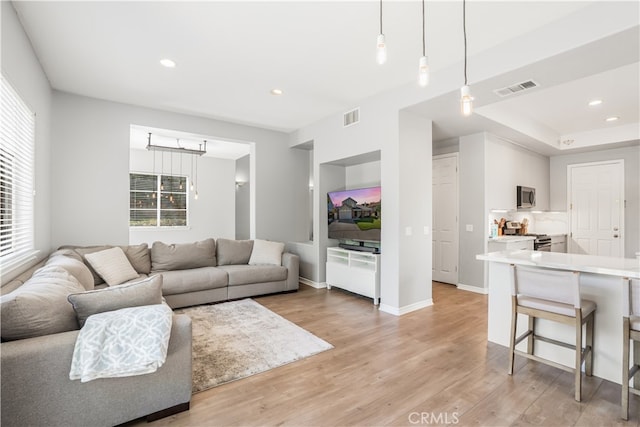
[550,234,567,253]
[326,247,380,305]
[488,238,534,252]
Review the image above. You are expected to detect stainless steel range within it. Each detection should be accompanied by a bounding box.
[525,233,552,251]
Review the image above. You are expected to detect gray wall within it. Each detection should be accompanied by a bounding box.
[235,154,250,240]
[235,155,251,240]
[50,91,309,248]
[1,2,52,280]
[458,133,486,289]
[550,145,640,258]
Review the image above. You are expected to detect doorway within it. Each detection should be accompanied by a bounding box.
[432,154,459,284]
[567,160,624,257]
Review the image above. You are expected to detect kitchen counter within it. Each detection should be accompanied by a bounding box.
[477,249,640,384]
[487,235,535,242]
[478,249,639,278]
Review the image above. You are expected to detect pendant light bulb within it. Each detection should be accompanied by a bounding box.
[376,34,387,65]
[460,85,473,116]
[194,191,199,201]
[418,56,429,87]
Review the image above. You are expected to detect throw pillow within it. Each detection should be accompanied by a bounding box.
[151,238,216,271]
[46,253,95,291]
[61,245,112,285]
[248,239,285,266]
[0,266,85,341]
[84,247,139,286]
[67,275,164,327]
[216,238,254,265]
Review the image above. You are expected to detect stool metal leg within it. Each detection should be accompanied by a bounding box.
[508,296,517,375]
[622,317,630,420]
[585,312,594,377]
[574,309,583,402]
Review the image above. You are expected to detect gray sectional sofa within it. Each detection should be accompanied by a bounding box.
[0,237,300,427]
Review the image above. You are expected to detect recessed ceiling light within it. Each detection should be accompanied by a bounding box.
[160,58,176,68]
[588,99,602,106]
[270,89,283,96]
[605,116,619,122]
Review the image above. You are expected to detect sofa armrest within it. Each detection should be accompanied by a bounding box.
[1,314,192,427]
[282,252,300,291]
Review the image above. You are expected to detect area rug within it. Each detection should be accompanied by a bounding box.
[175,299,333,393]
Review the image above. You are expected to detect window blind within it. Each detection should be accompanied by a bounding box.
[0,76,35,266]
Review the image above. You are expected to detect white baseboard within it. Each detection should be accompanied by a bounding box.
[456,283,488,295]
[299,277,326,289]
[379,299,433,316]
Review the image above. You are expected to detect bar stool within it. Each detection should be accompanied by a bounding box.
[622,277,640,420]
[507,264,596,402]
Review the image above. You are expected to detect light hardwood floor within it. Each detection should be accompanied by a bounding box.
[140,282,639,427]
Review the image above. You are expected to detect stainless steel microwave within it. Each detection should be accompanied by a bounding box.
[517,186,536,209]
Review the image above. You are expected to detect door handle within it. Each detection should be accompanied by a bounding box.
[613,234,619,238]
[613,226,619,231]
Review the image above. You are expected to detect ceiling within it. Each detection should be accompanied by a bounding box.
[10,1,640,157]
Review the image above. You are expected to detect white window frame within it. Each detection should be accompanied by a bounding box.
[129,172,189,228]
[0,75,37,274]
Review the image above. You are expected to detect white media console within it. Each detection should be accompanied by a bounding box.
[326,247,381,305]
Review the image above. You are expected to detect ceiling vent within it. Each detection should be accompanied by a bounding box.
[494,80,540,97]
[343,108,360,127]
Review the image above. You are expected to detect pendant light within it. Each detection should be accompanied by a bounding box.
[149,133,157,199]
[190,154,194,192]
[175,138,183,190]
[418,0,429,87]
[460,0,473,116]
[376,0,387,65]
[194,141,203,201]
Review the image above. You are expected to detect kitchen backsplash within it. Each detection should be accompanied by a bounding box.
[488,210,568,236]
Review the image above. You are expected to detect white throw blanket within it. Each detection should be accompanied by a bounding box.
[69,304,173,383]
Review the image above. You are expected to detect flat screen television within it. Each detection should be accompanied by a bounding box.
[327,186,381,245]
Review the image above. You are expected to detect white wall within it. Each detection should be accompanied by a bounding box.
[1,2,52,279]
[128,148,236,245]
[346,160,381,188]
[50,91,308,248]
[550,145,640,258]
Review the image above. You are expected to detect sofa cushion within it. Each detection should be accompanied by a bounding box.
[0,265,85,341]
[155,267,227,295]
[67,275,164,327]
[84,247,140,286]
[151,238,216,271]
[46,253,94,291]
[248,239,285,266]
[218,264,287,286]
[48,248,83,262]
[58,244,152,284]
[216,238,254,265]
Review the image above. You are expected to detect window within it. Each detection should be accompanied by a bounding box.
[129,173,188,227]
[0,76,35,267]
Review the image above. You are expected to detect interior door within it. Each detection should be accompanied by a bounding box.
[432,154,459,284]
[568,160,624,257]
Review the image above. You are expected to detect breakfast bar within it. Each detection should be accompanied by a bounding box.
[477,250,640,384]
